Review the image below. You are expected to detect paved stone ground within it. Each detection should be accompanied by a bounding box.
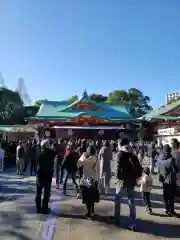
[0,171,64,240]
[53,178,180,240]
[0,159,180,240]
[0,172,46,240]
[53,158,180,240]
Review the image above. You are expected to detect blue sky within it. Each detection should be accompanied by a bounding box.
[0,0,180,107]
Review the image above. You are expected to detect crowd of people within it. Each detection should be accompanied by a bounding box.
[1,137,180,230]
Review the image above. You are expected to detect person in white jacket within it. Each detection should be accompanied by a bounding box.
[77,146,100,219]
[140,167,153,214]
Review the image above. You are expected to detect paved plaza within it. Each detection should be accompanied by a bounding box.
[53,178,180,240]
[0,171,62,240]
[0,165,179,240]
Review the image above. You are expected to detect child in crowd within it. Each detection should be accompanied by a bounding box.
[140,167,153,214]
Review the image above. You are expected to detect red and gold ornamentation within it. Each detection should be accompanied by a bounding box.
[72,101,103,112]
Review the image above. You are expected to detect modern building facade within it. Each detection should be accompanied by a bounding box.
[166,92,180,104]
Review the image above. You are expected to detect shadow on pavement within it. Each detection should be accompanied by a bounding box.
[0,172,64,239]
[150,212,180,218]
[0,179,36,186]
[0,210,34,240]
[100,188,180,210]
[0,197,48,239]
[1,230,34,240]
[0,167,36,179]
[56,212,180,238]
[0,177,36,203]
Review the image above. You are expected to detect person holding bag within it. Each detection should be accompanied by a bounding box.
[78,146,100,219]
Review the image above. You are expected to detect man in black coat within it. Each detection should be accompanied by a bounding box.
[35,139,54,214]
[29,140,38,176]
[54,140,65,189]
[114,138,142,230]
[147,142,157,174]
[62,145,79,195]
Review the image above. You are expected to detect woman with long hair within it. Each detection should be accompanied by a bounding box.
[78,145,100,219]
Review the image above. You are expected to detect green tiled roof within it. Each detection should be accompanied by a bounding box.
[33,91,135,121]
[140,98,180,120]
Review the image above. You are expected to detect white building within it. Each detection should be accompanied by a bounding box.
[166,92,180,104]
[141,97,180,145]
[156,127,180,146]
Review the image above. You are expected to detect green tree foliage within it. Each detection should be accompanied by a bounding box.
[89,94,107,102]
[66,88,152,117]
[107,88,152,116]
[68,95,78,102]
[34,99,44,107]
[0,87,24,124]
[24,106,39,118]
[107,90,129,103]
[127,88,152,116]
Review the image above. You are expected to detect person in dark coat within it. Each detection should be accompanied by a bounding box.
[54,140,65,189]
[147,142,157,174]
[157,144,177,216]
[114,138,142,230]
[171,139,180,197]
[35,139,54,214]
[29,140,38,176]
[62,144,79,195]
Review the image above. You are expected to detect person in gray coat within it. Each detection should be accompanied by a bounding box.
[98,140,112,194]
[171,138,180,197]
[157,144,177,216]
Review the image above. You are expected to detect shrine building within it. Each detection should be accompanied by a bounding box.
[141,99,180,145]
[27,90,138,139]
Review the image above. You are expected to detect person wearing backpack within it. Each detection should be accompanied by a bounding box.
[113,138,142,231]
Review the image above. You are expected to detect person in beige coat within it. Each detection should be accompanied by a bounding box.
[99,140,112,194]
[77,146,100,219]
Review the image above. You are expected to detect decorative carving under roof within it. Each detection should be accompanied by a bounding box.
[70,90,104,111]
[72,100,103,111]
[162,105,180,117]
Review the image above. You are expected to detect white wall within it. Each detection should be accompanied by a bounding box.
[157,134,180,146]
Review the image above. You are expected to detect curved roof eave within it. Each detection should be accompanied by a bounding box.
[59,94,105,112]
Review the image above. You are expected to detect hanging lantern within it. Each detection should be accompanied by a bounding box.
[45,130,50,137]
[98,130,104,135]
[68,129,73,136]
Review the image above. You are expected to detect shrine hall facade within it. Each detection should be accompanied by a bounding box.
[27,91,137,139]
